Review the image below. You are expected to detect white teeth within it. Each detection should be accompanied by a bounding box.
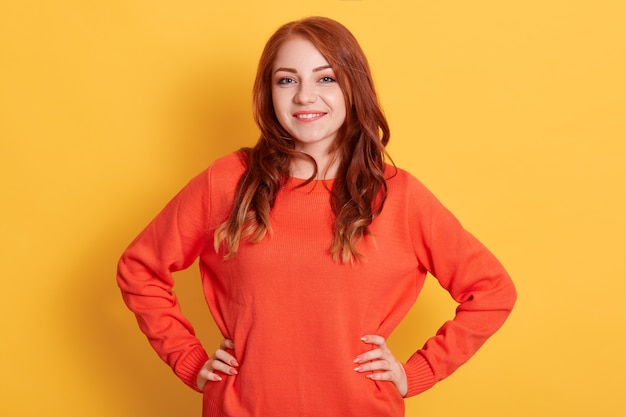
[296,113,322,119]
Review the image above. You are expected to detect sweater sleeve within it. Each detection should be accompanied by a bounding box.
[116,168,214,392]
[402,175,517,397]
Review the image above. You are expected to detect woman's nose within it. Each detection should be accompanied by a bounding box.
[294,82,317,104]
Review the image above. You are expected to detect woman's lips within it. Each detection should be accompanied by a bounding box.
[293,111,326,121]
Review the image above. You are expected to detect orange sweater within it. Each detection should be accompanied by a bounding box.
[117,152,516,417]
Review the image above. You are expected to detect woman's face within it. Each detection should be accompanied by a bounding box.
[271,36,347,155]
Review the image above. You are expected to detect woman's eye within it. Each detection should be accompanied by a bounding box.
[319,76,336,83]
[277,77,295,85]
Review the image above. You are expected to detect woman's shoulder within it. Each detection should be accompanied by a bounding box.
[209,151,248,176]
[179,152,247,199]
[383,163,443,210]
[192,151,247,188]
[384,163,425,190]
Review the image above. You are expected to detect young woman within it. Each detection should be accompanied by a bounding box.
[117,16,516,417]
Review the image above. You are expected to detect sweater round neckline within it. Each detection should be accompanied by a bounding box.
[285,176,336,193]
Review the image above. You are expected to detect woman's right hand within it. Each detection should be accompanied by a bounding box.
[196,339,239,391]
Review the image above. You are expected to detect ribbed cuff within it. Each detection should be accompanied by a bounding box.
[403,352,437,397]
[176,346,210,392]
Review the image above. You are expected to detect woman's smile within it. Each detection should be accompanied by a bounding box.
[293,110,327,121]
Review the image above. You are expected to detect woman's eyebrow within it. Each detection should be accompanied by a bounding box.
[274,67,297,74]
[274,65,333,74]
[312,65,332,72]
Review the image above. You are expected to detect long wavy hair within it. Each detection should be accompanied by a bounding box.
[214,16,392,263]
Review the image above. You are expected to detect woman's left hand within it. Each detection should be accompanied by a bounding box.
[353,334,408,397]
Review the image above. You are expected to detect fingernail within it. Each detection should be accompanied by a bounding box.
[230,360,239,367]
[230,369,238,375]
[353,357,361,364]
[353,366,362,372]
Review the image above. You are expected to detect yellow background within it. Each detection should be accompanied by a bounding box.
[1,0,625,416]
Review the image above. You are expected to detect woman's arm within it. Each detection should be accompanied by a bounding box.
[403,175,517,396]
[117,168,214,391]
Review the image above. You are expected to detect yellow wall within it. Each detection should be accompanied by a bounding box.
[1,1,625,416]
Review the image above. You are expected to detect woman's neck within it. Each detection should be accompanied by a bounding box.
[289,151,340,180]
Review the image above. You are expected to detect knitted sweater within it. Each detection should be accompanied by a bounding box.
[117,152,516,417]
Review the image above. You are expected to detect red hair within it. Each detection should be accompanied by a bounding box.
[215,16,392,263]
